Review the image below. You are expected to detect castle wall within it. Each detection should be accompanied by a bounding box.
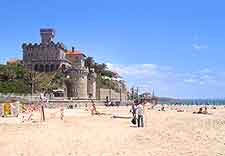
[64,68,89,99]
[87,71,96,99]
[64,76,88,99]
[22,29,98,100]
[66,54,85,68]
[22,43,69,72]
[77,76,88,98]
[96,88,127,101]
[87,79,96,99]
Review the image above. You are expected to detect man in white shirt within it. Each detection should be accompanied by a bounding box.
[136,102,144,127]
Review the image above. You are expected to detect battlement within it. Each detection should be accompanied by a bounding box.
[22,42,65,50]
[65,68,89,78]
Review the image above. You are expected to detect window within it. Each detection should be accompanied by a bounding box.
[34,64,38,71]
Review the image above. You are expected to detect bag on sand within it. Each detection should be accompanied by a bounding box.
[131,117,136,125]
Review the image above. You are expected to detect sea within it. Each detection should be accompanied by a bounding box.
[161,99,225,105]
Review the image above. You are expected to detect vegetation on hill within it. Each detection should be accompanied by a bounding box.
[0,57,127,94]
[85,57,126,92]
[0,64,64,94]
[0,64,29,94]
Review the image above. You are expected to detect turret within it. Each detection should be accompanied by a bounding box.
[40,28,55,44]
[64,68,89,99]
[87,68,97,99]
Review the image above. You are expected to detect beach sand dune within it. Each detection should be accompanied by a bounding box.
[0,106,224,156]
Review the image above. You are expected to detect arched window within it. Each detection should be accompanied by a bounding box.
[34,64,38,71]
[50,64,55,72]
[39,64,44,72]
[56,64,60,70]
[45,64,50,72]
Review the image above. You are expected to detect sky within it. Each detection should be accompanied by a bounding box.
[0,0,225,98]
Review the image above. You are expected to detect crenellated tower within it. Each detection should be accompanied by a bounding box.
[87,68,97,99]
[40,28,55,44]
[22,29,70,72]
[64,68,89,99]
[22,28,97,99]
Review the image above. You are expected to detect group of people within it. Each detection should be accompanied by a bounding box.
[130,100,144,128]
[193,107,209,114]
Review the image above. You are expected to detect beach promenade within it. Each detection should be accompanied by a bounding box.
[0,106,224,156]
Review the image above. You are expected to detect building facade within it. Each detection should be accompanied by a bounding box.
[22,28,127,101]
[22,29,70,72]
[22,29,96,99]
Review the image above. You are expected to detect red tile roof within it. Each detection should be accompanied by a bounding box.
[65,50,82,55]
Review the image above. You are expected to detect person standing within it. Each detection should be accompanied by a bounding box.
[90,100,97,116]
[39,91,48,121]
[130,101,137,125]
[130,100,138,117]
[136,102,144,127]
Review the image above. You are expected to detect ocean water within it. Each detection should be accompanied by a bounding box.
[163,99,225,105]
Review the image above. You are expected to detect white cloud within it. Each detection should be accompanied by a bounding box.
[106,63,174,94]
[199,68,212,74]
[192,43,208,50]
[184,78,197,83]
[106,63,159,77]
[199,81,205,85]
[106,63,225,97]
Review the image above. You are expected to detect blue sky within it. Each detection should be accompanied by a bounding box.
[1,0,225,98]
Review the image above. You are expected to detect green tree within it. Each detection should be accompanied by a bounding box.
[0,64,29,94]
[85,57,95,72]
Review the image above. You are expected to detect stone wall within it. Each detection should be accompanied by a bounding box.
[22,43,69,72]
[96,88,127,101]
[87,71,96,99]
[64,68,89,99]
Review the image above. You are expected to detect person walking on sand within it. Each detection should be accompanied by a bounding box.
[90,100,97,116]
[130,100,138,117]
[136,102,144,127]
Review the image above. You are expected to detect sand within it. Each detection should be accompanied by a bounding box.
[0,106,224,156]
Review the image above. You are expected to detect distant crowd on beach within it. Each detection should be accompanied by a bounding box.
[2,89,223,127]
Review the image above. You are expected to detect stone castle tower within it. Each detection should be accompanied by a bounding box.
[22,29,70,72]
[87,69,97,98]
[64,68,89,99]
[64,47,96,99]
[22,29,96,99]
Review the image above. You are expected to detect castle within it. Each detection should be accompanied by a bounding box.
[22,29,96,99]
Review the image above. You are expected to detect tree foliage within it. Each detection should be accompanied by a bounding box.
[0,64,29,94]
[0,64,64,94]
[84,57,125,92]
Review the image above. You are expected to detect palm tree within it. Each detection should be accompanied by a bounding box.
[94,63,107,74]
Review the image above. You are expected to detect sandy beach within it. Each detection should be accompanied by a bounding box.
[0,105,225,156]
